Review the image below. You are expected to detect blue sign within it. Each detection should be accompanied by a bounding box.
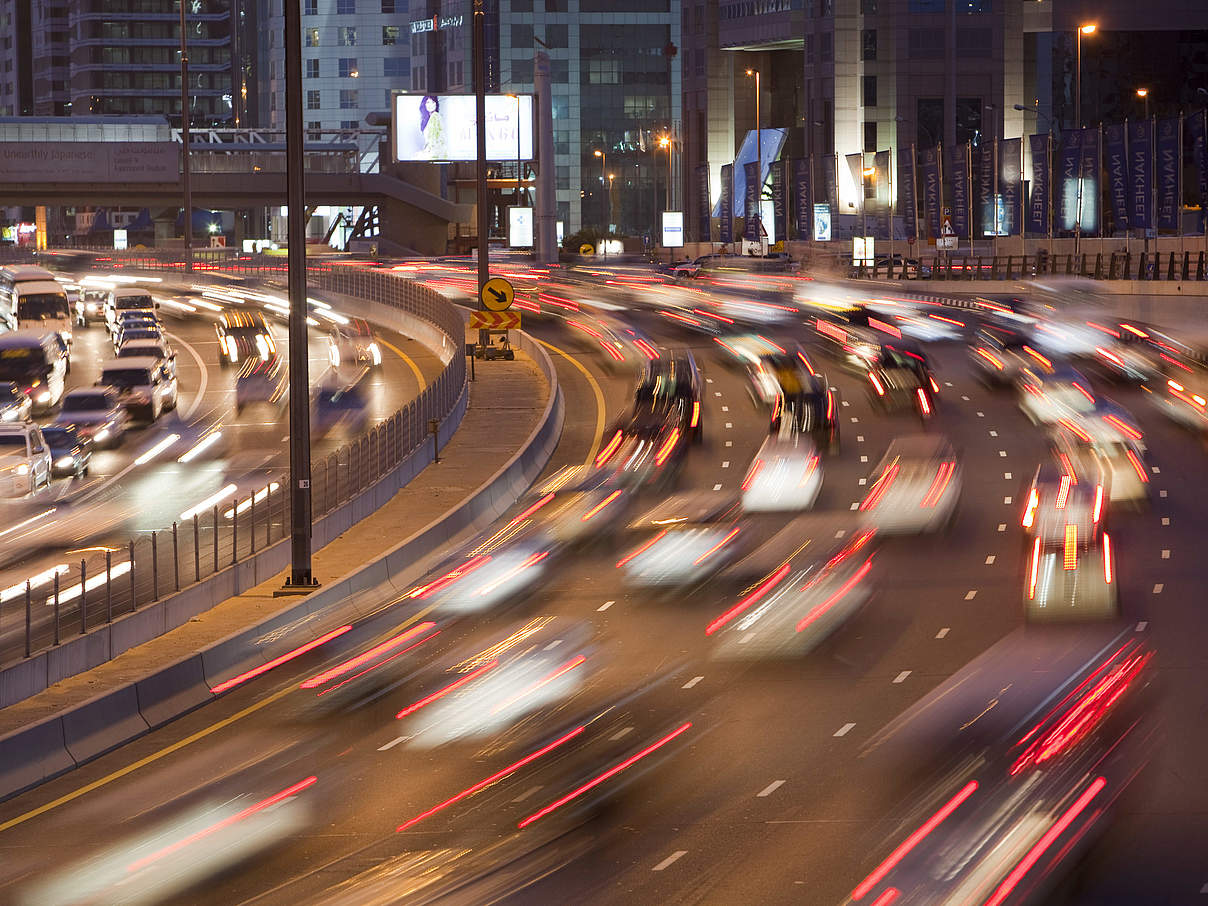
[920,146,942,240]
[1127,120,1153,232]
[1027,133,1050,235]
[1156,116,1180,231]
[898,146,917,241]
[719,163,733,243]
[793,157,812,240]
[1104,124,1129,233]
[949,143,970,239]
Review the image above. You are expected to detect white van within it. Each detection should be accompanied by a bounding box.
[99,356,179,421]
[0,330,69,413]
[105,286,158,333]
[12,281,72,349]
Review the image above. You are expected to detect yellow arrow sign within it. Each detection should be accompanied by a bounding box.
[480,277,515,312]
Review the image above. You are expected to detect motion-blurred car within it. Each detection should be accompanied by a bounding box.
[770,374,840,453]
[505,466,631,547]
[54,387,128,447]
[1149,350,1208,436]
[708,518,876,659]
[617,519,744,588]
[327,318,382,370]
[859,435,961,534]
[631,350,703,443]
[103,286,157,332]
[74,288,107,326]
[968,325,1035,387]
[216,309,275,368]
[1025,519,1117,621]
[98,357,179,422]
[866,341,938,418]
[111,321,164,354]
[813,312,884,371]
[235,354,288,415]
[594,405,689,490]
[115,336,177,376]
[741,429,823,513]
[312,373,368,437]
[1021,461,1105,543]
[849,624,1155,905]
[1051,417,1149,507]
[0,422,51,495]
[872,254,931,278]
[1017,363,1099,425]
[0,381,32,423]
[42,423,92,478]
[745,348,816,408]
[404,532,556,615]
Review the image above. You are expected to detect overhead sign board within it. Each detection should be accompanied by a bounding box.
[661,211,684,248]
[480,277,515,311]
[0,142,179,183]
[393,93,534,162]
[470,310,520,329]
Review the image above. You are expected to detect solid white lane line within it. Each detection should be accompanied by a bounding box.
[985,555,996,565]
[377,736,409,751]
[610,726,634,741]
[936,627,950,638]
[834,722,856,737]
[964,590,977,600]
[682,675,704,689]
[892,671,911,684]
[757,781,786,798]
[511,785,543,803]
[653,851,687,872]
[597,600,615,611]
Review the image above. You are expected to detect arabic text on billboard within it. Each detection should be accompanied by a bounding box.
[393,94,534,162]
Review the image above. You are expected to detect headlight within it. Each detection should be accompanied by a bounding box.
[55,456,73,468]
[1,410,15,421]
[15,464,28,476]
[35,391,50,403]
[94,428,110,442]
[225,335,239,362]
[369,342,382,365]
[329,343,341,367]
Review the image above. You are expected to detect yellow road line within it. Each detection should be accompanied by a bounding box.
[0,605,436,834]
[532,337,607,467]
[377,336,427,390]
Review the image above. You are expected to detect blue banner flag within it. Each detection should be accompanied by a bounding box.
[1103,124,1129,234]
[1156,116,1180,232]
[771,159,787,243]
[719,163,733,243]
[744,160,760,240]
[1127,120,1153,232]
[1079,128,1101,236]
[873,150,891,239]
[1027,133,1050,235]
[898,146,917,240]
[1057,129,1082,231]
[999,138,1022,236]
[920,145,942,240]
[1191,110,1208,220]
[949,143,970,239]
[977,141,995,237]
[695,163,711,242]
[793,158,812,240]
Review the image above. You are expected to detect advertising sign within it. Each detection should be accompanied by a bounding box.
[813,204,831,241]
[719,164,733,243]
[1057,129,1082,232]
[113,229,128,251]
[793,157,812,240]
[1027,133,1050,235]
[393,93,533,162]
[661,211,684,248]
[949,143,970,239]
[976,141,995,237]
[1103,124,1129,233]
[999,138,1022,236]
[770,160,787,244]
[920,146,942,240]
[1127,120,1152,232]
[508,205,533,248]
[1156,116,1180,231]
[898,146,917,241]
[0,142,179,183]
[743,161,760,240]
[821,154,838,214]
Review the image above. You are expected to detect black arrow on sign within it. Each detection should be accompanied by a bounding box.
[487,287,508,305]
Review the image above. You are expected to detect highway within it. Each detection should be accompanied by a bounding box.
[0,266,1197,905]
[0,275,442,664]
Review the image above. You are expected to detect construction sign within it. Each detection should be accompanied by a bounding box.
[469,310,521,330]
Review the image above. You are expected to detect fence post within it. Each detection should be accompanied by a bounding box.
[79,559,87,634]
[106,550,113,622]
[53,573,60,646]
[430,418,440,463]
[232,497,239,565]
[24,580,31,658]
[1167,251,1176,280]
[1182,251,1190,281]
[1093,253,1103,280]
[128,539,136,611]
[173,521,180,591]
[193,512,201,582]
[250,489,256,554]
[212,504,219,573]
[1198,251,1206,281]
[151,531,159,600]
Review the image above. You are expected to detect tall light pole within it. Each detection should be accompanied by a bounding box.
[179,0,192,273]
[659,134,672,211]
[746,68,761,253]
[1136,87,1150,120]
[862,165,875,264]
[1075,23,1097,129]
[594,148,608,229]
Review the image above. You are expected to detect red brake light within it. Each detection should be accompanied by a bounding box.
[868,372,886,396]
[1028,536,1042,599]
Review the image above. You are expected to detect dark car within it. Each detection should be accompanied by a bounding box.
[632,350,703,442]
[866,341,938,417]
[596,405,689,490]
[770,371,839,453]
[41,422,91,478]
[968,325,1035,387]
[216,309,275,368]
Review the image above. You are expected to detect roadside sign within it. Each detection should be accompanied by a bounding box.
[579,243,595,256]
[480,277,515,312]
[937,236,957,250]
[940,216,955,237]
[469,310,521,330]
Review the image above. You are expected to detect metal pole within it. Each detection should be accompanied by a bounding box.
[212,504,219,572]
[755,71,762,253]
[232,498,239,565]
[24,580,31,658]
[284,0,316,589]
[53,573,60,646]
[180,0,193,273]
[151,531,158,600]
[1075,29,1082,132]
[193,512,200,582]
[516,94,523,205]
[106,550,113,622]
[128,539,135,610]
[250,488,256,553]
[79,559,87,633]
[473,0,490,349]
[173,521,180,591]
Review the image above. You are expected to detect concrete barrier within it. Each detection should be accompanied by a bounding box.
[60,686,150,765]
[135,654,209,729]
[0,718,73,800]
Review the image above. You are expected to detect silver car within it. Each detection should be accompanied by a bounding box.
[55,387,129,448]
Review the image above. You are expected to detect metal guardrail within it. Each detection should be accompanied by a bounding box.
[846,249,1208,283]
[0,253,466,667]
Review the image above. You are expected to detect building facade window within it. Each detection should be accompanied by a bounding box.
[308,120,322,139]
[862,75,876,108]
[512,24,533,48]
[545,24,568,47]
[306,59,319,78]
[304,0,317,13]
[820,32,833,63]
[860,0,877,11]
[382,25,399,45]
[307,89,321,109]
[305,27,319,47]
[340,119,357,129]
[338,57,357,77]
[339,89,358,108]
[338,26,356,46]
[862,29,877,61]
[384,57,407,77]
[864,120,877,152]
[335,0,354,12]
[381,0,394,10]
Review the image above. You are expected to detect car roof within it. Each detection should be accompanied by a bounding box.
[881,434,956,461]
[112,286,153,297]
[0,329,57,345]
[0,421,33,433]
[64,386,116,398]
[102,356,160,369]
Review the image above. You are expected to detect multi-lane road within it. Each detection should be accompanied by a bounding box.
[0,268,1200,904]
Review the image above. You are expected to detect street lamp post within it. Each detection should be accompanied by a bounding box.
[1074,23,1096,262]
[594,149,608,230]
[862,165,875,266]
[179,0,192,273]
[659,134,672,211]
[746,68,762,254]
[1136,88,1150,121]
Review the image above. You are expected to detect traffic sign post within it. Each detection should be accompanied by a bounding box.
[481,277,515,311]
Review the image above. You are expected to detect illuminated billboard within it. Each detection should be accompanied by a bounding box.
[393,93,534,162]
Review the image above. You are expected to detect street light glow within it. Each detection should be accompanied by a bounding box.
[1080,23,1097,34]
[594,149,602,158]
[1136,88,1149,98]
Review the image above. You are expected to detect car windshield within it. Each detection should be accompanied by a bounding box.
[17,293,69,320]
[224,324,267,340]
[119,330,161,343]
[117,345,161,358]
[0,435,26,448]
[42,426,75,444]
[62,392,112,411]
[100,369,150,389]
[116,295,153,309]
[0,348,45,381]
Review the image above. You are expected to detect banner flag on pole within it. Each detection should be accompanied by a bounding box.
[898,145,918,241]
[949,142,971,239]
[999,137,1022,236]
[1104,123,1129,233]
[793,157,812,240]
[1027,133,1050,235]
[920,145,942,240]
[719,163,733,243]
[695,163,711,242]
[1156,116,1181,231]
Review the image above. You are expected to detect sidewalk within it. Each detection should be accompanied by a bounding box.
[0,347,549,736]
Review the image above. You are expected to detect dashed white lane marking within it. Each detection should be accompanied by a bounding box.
[707,378,714,383]
[858,478,867,485]
[721,405,730,412]
[713,483,723,491]
[544,639,563,650]
[378,735,410,751]
[842,399,851,407]
[725,440,733,447]
[610,726,634,741]
[652,851,688,872]
[722,461,730,468]
[964,590,978,600]
[1004,496,1013,504]
[985,555,996,565]
[757,780,786,798]
[511,785,543,803]
[1004,472,1012,479]
[682,675,704,689]
[976,411,985,418]
[1136,621,1148,632]
[1162,517,1171,526]
[860,455,868,463]
[998,450,1008,457]
[936,627,950,639]
[598,600,615,612]
[945,381,954,387]
[1153,584,1164,594]
[714,391,722,397]
[850,502,860,510]
[851,416,859,423]
[834,722,856,737]
[1152,465,1161,474]
[989,430,998,437]
[892,671,912,684]
[726,422,733,429]
[1161,549,1170,559]
[857,435,864,442]
[1159,489,1168,498]
[961,395,970,401]
[997,523,1007,532]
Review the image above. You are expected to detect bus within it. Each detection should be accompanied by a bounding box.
[0,267,72,347]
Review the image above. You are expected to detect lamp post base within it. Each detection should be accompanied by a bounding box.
[275,576,321,597]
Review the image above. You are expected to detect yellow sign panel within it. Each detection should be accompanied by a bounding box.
[480,277,515,311]
[579,243,595,256]
[469,310,521,330]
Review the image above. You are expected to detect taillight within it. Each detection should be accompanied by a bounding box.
[1028,537,1042,599]
[868,372,885,396]
[916,388,931,416]
[1092,485,1104,523]
[1022,488,1039,528]
[1103,533,1113,583]
[1063,523,1078,570]
[690,400,700,428]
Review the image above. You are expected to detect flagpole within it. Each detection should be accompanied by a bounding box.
[911,144,920,247]
[966,142,974,258]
